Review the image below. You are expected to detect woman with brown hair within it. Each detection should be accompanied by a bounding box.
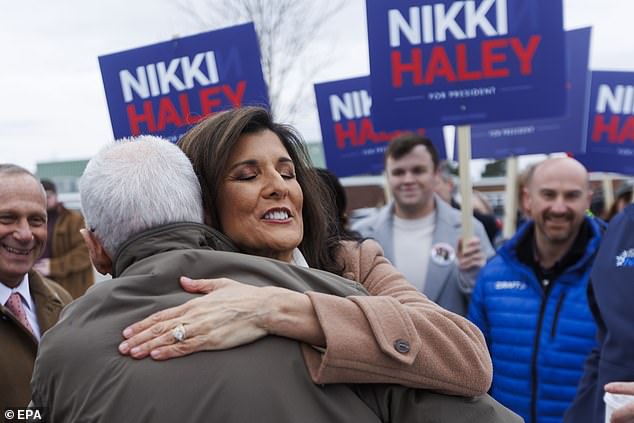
[118,106,492,396]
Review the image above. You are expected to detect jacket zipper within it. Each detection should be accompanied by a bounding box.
[550,292,566,338]
[530,279,553,423]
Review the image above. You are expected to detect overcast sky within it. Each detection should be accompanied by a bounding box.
[1,0,633,172]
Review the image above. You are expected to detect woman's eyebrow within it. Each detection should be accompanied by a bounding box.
[227,159,258,171]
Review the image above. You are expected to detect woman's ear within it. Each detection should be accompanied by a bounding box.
[80,229,113,275]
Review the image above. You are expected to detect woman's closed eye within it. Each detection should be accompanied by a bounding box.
[234,173,257,181]
[280,170,296,180]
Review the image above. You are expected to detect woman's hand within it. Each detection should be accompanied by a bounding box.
[119,276,325,360]
[119,277,275,360]
[605,382,634,423]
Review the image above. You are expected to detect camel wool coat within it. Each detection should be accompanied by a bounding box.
[305,239,492,396]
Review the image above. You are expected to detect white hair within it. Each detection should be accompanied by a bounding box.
[79,135,204,257]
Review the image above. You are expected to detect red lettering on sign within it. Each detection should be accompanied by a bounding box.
[334,118,428,149]
[425,46,457,84]
[126,81,247,135]
[510,35,541,75]
[455,43,482,81]
[127,102,156,135]
[481,39,509,78]
[390,36,541,87]
[592,115,634,143]
[157,97,182,131]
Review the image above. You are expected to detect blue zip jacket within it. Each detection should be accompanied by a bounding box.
[468,217,602,423]
[564,205,634,423]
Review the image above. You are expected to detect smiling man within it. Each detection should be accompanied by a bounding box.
[468,157,604,423]
[352,133,494,316]
[0,164,71,409]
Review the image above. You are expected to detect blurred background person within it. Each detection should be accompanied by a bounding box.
[315,168,361,239]
[350,136,494,317]
[33,179,94,298]
[435,161,500,247]
[0,165,71,409]
[515,163,537,232]
[565,203,634,423]
[606,180,633,221]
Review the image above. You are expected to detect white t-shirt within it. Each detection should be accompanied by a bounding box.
[393,212,435,292]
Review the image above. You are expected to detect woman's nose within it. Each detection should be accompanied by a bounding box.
[263,172,289,198]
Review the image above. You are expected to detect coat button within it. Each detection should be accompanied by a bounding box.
[393,339,410,353]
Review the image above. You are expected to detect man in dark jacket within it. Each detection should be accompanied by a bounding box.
[469,157,602,423]
[31,136,520,423]
[565,204,634,423]
[0,164,71,410]
[33,179,94,298]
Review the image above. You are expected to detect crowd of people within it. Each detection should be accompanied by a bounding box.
[1,105,633,422]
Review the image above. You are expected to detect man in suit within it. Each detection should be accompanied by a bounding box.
[352,134,494,316]
[33,179,94,299]
[0,164,72,409]
[31,136,520,423]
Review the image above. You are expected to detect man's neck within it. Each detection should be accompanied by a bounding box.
[394,201,435,220]
[532,233,575,270]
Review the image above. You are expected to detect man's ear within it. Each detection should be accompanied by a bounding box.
[522,187,532,217]
[80,229,113,275]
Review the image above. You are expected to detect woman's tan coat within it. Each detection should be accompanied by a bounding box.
[303,240,492,397]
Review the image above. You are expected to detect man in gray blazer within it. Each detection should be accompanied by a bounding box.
[353,134,494,316]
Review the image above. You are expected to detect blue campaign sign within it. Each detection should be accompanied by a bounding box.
[314,76,446,177]
[99,23,269,141]
[366,0,567,129]
[584,71,634,160]
[576,154,634,176]
[467,28,591,159]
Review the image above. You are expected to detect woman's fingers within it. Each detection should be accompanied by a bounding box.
[122,303,188,340]
[180,276,227,293]
[121,278,228,341]
[119,277,272,360]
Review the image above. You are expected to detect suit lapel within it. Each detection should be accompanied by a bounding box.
[29,271,65,334]
[370,204,397,263]
[423,198,461,301]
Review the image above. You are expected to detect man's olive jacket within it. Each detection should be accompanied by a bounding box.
[32,223,520,423]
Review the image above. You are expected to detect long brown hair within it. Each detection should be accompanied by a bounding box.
[178,107,345,274]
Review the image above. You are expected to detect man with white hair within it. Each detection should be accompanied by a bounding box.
[31,136,519,423]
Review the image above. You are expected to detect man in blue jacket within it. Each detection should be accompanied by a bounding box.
[565,203,634,423]
[469,157,603,423]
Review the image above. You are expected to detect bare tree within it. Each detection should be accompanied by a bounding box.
[177,0,344,121]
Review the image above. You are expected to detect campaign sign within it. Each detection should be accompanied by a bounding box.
[576,154,634,176]
[315,76,446,177]
[467,28,591,159]
[366,0,566,129]
[99,23,269,141]
[584,71,634,160]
